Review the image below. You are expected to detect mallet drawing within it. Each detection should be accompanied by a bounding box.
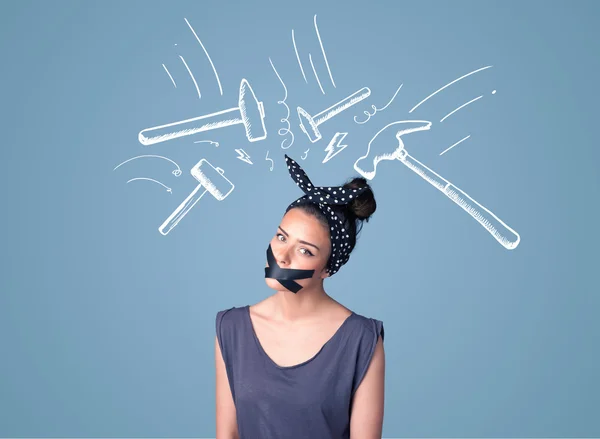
[159,158,234,235]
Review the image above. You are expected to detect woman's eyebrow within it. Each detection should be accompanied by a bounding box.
[278,226,320,251]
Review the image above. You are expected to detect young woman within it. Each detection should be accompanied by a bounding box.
[215,155,385,439]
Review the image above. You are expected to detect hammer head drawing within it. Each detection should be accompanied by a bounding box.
[354,120,432,180]
[158,158,235,236]
[239,79,267,142]
[191,159,235,201]
[297,107,321,143]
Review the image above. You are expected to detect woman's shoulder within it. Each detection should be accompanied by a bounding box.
[347,309,385,342]
[215,304,249,330]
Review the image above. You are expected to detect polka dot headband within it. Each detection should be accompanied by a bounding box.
[284,154,368,276]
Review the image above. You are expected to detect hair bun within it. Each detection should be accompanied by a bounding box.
[343,177,376,221]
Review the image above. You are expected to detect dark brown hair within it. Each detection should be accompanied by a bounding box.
[292,176,376,259]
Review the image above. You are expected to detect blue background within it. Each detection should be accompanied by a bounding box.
[1,0,598,437]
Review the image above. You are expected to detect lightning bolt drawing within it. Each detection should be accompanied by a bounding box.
[234,148,253,165]
[322,132,348,163]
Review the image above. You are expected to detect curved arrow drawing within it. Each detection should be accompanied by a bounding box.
[126,177,172,193]
[114,155,182,177]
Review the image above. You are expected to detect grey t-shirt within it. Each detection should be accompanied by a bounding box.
[216,305,384,439]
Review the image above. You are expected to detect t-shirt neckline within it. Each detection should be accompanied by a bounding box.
[244,304,355,370]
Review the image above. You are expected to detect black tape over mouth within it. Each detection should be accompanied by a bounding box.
[264,244,315,293]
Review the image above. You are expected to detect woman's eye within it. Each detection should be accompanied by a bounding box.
[276,233,285,241]
[300,248,314,257]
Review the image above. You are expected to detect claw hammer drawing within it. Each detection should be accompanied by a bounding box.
[354,121,520,249]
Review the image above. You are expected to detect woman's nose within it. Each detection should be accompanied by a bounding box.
[275,249,290,266]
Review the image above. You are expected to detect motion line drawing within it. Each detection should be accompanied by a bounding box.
[179,55,201,99]
[162,64,177,88]
[159,159,234,235]
[309,53,325,95]
[440,135,470,156]
[292,15,335,89]
[138,79,267,146]
[184,17,223,96]
[292,29,308,83]
[440,95,483,122]
[313,14,336,88]
[409,65,492,113]
[193,140,220,147]
[265,151,274,171]
[354,121,520,249]
[354,84,403,124]
[297,87,371,143]
[127,178,172,194]
[113,155,182,177]
[269,57,295,149]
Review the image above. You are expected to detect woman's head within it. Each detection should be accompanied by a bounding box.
[264,176,376,292]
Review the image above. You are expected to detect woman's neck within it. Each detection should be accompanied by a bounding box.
[269,286,335,323]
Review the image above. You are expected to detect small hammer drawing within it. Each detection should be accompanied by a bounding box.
[139,78,267,146]
[297,87,371,143]
[159,159,234,235]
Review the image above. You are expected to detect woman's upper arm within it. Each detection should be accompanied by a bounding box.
[349,334,385,439]
[215,335,239,439]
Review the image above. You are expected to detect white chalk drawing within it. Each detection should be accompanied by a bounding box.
[162,64,177,88]
[292,29,308,83]
[301,148,310,160]
[138,78,267,145]
[440,134,470,156]
[235,149,253,165]
[193,139,220,147]
[113,155,182,177]
[184,17,223,96]
[291,15,335,89]
[265,151,274,171]
[297,87,371,143]
[159,159,234,235]
[354,84,403,124]
[354,121,520,249]
[323,132,348,163]
[268,57,295,149]
[127,177,172,194]
[313,14,336,88]
[179,55,201,99]
[309,53,325,95]
[354,120,432,180]
[440,95,483,122]
[409,65,493,113]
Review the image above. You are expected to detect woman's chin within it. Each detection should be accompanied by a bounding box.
[264,278,281,290]
[265,277,305,292]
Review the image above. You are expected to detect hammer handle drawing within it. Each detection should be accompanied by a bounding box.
[139,107,242,145]
[397,149,520,249]
[139,78,267,146]
[159,185,207,235]
[313,87,371,125]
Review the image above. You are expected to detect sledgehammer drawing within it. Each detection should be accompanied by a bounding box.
[139,78,267,146]
[354,121,520,250]
[158,159,234,235]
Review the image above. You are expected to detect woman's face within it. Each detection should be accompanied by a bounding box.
[265,207,331,292]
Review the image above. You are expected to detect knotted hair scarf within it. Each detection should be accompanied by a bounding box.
[283,154,368,276]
